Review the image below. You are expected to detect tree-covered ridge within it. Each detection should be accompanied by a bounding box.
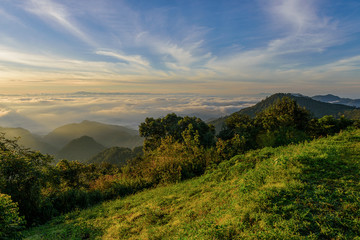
[57,136,106,162]
[210,93,358,132]
[216,97,354,159]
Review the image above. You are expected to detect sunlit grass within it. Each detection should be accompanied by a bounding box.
[24,129,360,239]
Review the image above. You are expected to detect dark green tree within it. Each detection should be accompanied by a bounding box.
[0,134,53,225]
[217,113,259,159]
[139,113,215,152]
[255,97,311,147]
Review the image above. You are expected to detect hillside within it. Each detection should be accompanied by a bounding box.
[0,127,57,154]
[87,146,143,166]
[57,136,106,162]
[44,120,143,149]
[24,129,360,239]
[210,93,357,132]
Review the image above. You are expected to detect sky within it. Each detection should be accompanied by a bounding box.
[0,0,360,133]
[0,0,359,96]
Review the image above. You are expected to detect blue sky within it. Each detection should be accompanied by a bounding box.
[0,0,360,97]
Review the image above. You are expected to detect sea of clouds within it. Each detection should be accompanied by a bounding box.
[0,92,264,135]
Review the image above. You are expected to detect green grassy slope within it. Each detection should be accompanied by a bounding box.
[24,129,360,239]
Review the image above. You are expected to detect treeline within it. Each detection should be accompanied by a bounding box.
[1,97,359,238]
[217,97,357,159]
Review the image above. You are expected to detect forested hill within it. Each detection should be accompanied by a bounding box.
[57,136,106,162]
[210,93,357,132]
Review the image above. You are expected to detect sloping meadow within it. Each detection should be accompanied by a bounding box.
[24,129,360,239]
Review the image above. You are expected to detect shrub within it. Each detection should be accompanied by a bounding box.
[0,193,25,239]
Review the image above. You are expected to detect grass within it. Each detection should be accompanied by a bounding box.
[24,129,360,239]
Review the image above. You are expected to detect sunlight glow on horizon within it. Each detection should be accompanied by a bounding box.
[0,0,359,96]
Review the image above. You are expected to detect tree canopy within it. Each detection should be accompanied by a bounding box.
[139,113,215,152]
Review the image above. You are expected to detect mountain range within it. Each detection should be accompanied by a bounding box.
[1,93,359,161]
[0,120,143,162]
[44,120,142,149]
[312,94,360,107]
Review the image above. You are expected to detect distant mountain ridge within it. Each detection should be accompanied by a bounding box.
[0,120,143,161]
[44,120,143,149]
[210,93,358,132]
[0,127,57,154]
[312,94,360,107]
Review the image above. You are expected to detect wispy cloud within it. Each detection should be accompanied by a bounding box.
[24,0,96,46]
[267,0,340,53]
[206,0,343,81]
[96,50,150,67]
[0,0,358,96]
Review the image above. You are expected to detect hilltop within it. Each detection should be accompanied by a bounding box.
[210,93,357,132]
[24,129,360,239]
[57,136,106,162]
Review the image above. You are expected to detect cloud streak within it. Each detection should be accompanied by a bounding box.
[24,0,96,46]
[96,50,150,67]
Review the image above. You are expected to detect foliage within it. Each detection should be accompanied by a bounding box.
[0,134,53,225]
[24,129,360,239]
[343,109,360,120]
[0,193,25,239]
[210,93,357,132]
[125,124,217,185]
[217,97,354,159]
[0,132,125,229]
[87,146,142,166]
[139,113,215,151]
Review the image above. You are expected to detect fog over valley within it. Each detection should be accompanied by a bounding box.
[0,92,262,134]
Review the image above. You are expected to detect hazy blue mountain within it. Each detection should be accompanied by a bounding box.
[57,135,106,162]
[210,93,357,132]
[0,126,57,154]
[312,94,360,107]
[0,107,46,134]
[44,120,143,149]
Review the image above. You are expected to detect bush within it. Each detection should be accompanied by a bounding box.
[0,134,53,225]
[0,193,25,239]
